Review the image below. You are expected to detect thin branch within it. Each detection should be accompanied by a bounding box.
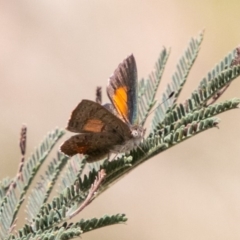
[7,125,27,195]
[207,46,240,106]
[67,169,106,219]
[206,84,230,106]
[230,46,240,66]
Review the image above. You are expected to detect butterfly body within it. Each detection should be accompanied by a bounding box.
[110,124,145,154]
[60,55,145,162]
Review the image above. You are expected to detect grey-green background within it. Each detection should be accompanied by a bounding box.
[1,1,240,239]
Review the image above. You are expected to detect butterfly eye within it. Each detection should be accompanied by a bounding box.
[131,130,139,137]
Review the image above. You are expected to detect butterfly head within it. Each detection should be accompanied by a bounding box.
[130,124,146,142]
[115,124,145,154]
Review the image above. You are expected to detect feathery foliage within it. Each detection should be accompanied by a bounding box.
[58,156,86,193]
[138,47,170,125]
[0,128,64,239]
[151,31,204,129]
[1,31,240,240]
[26,152,69,222]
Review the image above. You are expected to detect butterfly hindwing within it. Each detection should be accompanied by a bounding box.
[60,132,123,162]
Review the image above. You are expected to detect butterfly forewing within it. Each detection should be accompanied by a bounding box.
[67,100,131,136]
[107,54,138,125]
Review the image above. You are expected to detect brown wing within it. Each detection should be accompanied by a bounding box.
[107,54,138,125]
[67,100,131,138]
[60,132,123,162]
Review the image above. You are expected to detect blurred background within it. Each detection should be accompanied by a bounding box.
[1,0,240,239]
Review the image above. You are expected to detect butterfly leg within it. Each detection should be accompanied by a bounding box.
[108,152,119,162]
[137,144,146,154]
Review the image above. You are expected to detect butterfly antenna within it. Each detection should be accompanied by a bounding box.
[141,91,175,125]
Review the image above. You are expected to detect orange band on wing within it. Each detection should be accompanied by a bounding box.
[113,86,128,120]
[83,119,104,132]
[77,146,88,154]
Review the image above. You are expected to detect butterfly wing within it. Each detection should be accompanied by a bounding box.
[67,99,131,137]
[107,54,138,125]
[60,132,122,162]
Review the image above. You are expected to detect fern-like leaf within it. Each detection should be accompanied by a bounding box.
[12,214,126,240]
[0,128,64,239]
[151,31,204,130]
[0,177,11,202]
[189,65,240,108]
[152,98,240,132]
[58,155,86,192]
[199,49,235,88]
[171,30,204,103]
[138,47,170,125]
[26,152,69,222]
[69,116,221,200]
[76,213,127,233]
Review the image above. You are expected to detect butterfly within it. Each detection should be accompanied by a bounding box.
[60,54,145,162]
